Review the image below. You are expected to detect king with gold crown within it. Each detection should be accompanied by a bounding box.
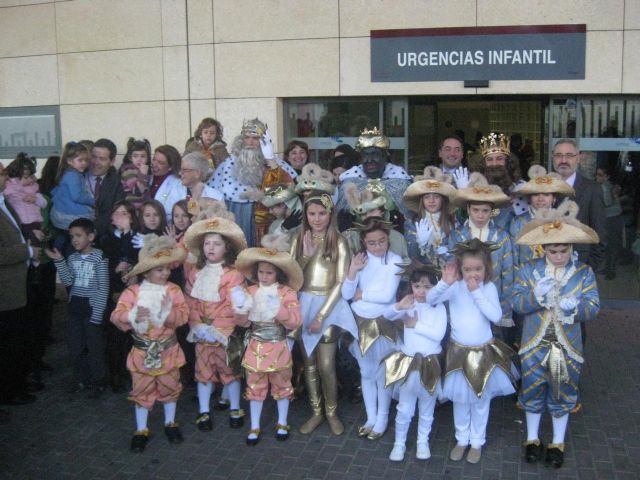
[337,127,412,222]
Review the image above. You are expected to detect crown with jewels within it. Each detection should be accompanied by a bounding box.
[355,127,390,151]
[479,132,510,158]
[241,118,266,137]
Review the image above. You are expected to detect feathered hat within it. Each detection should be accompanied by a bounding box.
[516,201,599,246]
[344,183,386,217]
[453,172,510,208]
[258,183,301,210]
[295,163,336,195]
[403,166,457,213]
[188,197,236,222]
[518,165,575,197]
[125,235,186,280]
[235,233,304,291]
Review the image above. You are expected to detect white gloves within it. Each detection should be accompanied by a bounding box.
[559,296,579,313]
[415,218,433,247]
[534,276,555,298]
[260,128,274,160]
[132,233,145,249]
[113,228,122,239]
[231,286,249,310]
[452,167,470,189]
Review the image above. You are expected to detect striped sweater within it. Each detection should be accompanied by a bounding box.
[54,249,109,324]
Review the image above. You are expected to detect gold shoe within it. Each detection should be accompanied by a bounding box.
[326,414,344,436]
[299,414,324,434]
[357,425,373,437]
[367,430,385,440]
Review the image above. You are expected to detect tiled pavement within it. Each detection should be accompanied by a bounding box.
[2,303,639,480]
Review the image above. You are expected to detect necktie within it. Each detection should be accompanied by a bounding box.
[94,176,102,200]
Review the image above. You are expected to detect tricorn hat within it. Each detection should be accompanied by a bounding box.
[518,165,575,197]
[516,201,599,246]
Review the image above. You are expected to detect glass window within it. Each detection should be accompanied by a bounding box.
[0,106,61,158]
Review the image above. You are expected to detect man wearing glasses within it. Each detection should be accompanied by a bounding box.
[552,139,606,272]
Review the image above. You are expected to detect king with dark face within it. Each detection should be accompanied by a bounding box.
[360,147,388,180]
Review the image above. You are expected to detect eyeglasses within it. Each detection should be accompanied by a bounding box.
[553,153,578,160]
[179,168,198,174]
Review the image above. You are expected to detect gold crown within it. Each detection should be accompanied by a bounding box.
[480,132,510,158]
[355,127,390,151]
[241,118,266,137]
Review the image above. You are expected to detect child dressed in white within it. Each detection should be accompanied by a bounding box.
[341,217,403,439]
[427,239,517,464]
[384,262,447,461]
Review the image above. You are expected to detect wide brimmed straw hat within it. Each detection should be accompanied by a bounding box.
[125,235,187,280]
[516,201,599,246]
[453,172,510,208]
[235,233,303,290]
[183,217,247,258]
[295,163,336,195]
[403,166,457,213]
[518,165,575,197]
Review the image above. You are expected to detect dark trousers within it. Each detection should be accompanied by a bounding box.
[176,324,196,385]
[0,308,30,400]
[67,297,105,386]
[26,262,57,371]
[104,298,131,391]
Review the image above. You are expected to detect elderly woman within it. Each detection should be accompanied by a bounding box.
[179,152,224,206]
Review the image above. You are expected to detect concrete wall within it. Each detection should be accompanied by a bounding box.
[0,0,638,156]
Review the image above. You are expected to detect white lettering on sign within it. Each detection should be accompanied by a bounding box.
[397,50,484,67]
[488,49,556,65]
[397,49,556,67]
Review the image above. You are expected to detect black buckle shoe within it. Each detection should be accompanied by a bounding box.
[229,409,245,429]
[525,441,544,463]
[164,423,184,444]
[545,445,564,468]
[196,412,213,432]
[130,430,149,452]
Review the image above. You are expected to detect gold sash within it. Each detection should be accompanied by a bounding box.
[132,334,178,370]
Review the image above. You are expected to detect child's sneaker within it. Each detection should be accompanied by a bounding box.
[389,443,406,462]
[449,444,467,461]
[466,447,482,464]
[416,443,431,460]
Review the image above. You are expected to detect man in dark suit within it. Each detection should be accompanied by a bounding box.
[552,139,607,270]
[0,162,38,410]
[88,138,124,239]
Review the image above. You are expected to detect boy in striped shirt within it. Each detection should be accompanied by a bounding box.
[46,218,109,398]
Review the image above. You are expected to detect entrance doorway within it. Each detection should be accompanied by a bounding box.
[407,96,545,176]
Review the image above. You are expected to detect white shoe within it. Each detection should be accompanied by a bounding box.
[416,443,431,460]
[389,443,406,462]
